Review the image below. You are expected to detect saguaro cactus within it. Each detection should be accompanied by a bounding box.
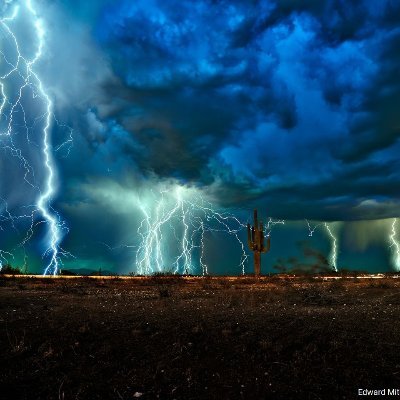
[247,209,271,276]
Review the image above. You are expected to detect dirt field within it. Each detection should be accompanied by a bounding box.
[0,275,400,399]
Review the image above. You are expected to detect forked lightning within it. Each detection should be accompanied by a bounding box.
[0,1,68,274]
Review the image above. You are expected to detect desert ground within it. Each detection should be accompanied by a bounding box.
[1,274,400,399]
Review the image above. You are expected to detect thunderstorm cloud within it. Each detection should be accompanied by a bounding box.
[50,0,400,219]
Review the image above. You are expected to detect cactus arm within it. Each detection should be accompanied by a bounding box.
[266,236,271,252]
[247,223,255,250]
[261,235,271,253]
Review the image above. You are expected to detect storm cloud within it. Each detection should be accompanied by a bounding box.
[47,0,400,220]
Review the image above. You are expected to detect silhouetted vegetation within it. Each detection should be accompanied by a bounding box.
[0,264,23,275]
[59,269,77,276]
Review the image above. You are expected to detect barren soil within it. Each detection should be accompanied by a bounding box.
[1,276,400,399]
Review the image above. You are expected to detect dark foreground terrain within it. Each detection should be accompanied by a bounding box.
[1,275,400,400]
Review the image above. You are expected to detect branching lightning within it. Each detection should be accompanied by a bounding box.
[306,219,322,237]
[134,185,248,275]
[389,218,400,271]
[0,1,70,275]
[265,217,285,237]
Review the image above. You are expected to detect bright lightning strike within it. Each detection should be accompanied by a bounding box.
[265,217,285,237]
[134,185,248,275]
[324,222,338,272]
[306,219,322,237]
[389,218,400,271]
[0,1,69,275]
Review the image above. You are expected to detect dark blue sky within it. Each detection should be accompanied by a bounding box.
[1,0,400,274]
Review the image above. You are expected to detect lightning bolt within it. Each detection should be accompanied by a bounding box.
[306,219,322,237]
[324,222,338,272]
[199,219,207,275]
[389,218,400,271]
[264,216,285,237]
[134,184,248,275]
[0,1,70,275]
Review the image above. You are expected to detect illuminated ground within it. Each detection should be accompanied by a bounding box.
[1,275,400,399]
